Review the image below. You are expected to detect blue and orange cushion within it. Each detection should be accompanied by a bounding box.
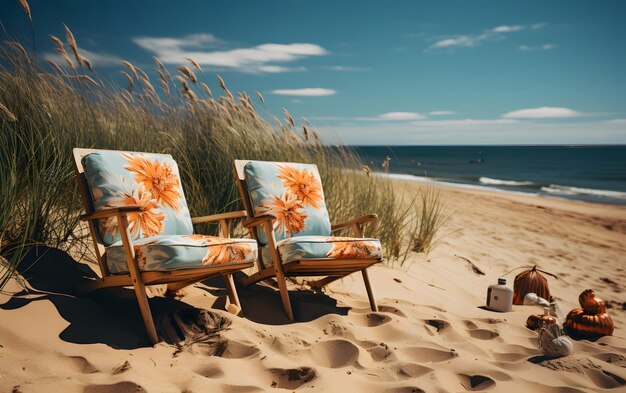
[243,161,382,267]
[106,234,257,273]
[81,150,257,273]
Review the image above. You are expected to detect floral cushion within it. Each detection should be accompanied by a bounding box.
[243,161,331,245]
[82,150,194,246]
[106,234,258,273]
[260,236,382,267]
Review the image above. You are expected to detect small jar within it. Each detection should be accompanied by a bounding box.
[486,278,513,312]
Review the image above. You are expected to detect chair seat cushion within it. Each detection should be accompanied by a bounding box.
[106,235,257,273]
[261,236,382,266]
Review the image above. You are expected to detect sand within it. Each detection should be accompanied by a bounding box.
[1,180,624,393]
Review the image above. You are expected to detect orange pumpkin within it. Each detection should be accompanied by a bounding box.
[564,289,614,338]
[579,289,607,314]
[513,266,554,305]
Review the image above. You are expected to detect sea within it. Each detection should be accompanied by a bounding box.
[353,145,626,205]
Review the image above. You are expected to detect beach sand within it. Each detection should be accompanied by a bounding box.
[1,181,624,393]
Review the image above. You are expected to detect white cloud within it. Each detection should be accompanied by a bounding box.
[326,65,368,71]
[257,65,307,73]
[410,118,519,127]
[44,48,122,67]
[492,25,524,33]
[519,44,556,51]
[430,23,546,50]
[432,35,478,48]
[314,119,626,145]
[429,110,455,116]
[271,88,337,96]
[132,34,328,73]
[379,112,426,120]
[502,107,581,119]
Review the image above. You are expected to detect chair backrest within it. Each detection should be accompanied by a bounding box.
[233,159,331,247]
[73,148,194,249]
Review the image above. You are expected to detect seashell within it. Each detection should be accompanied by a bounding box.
[538,324,574,358]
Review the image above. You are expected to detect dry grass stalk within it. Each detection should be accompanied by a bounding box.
[255,90,265,104]
[79,56,93,72]
[141,77,157,96]
[7,41,30,64]
[177,66,197,83]
[17,0,31,20]
[121,60,138,79]
[47,60,65,76]
[121,71,134,90]
[63,24,81,64]
[0,102,17,122]
[199,83,213,98]
[175,75,189,93]
[186,57,202,73]
[282,108,295,127]
[136,67,150,81]
[217,75,226,90]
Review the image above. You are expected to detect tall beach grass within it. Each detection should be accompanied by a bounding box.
[0,8,445,290]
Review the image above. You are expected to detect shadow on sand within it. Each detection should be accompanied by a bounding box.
[1,246,349,349]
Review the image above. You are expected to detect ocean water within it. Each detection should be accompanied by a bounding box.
[354,146,626,205]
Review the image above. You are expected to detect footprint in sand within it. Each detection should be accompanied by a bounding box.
[63,355,99,374]
[378,305,408,318]
[267,366,317,389]
[592,353,626,367]
[368,343,395,362]
[384,387,425,393]
[83,381,147,393]
[584,369,626,389]
[394,363,432,379]
[310,339,360,368]
[351,312,393,327]
[220,385,264,393]
[458,374,496,391]
[424,319,450,334]
[219,340,261,359]
[467,328,500,340]
[195,364,225,378]
[401,347,458,363]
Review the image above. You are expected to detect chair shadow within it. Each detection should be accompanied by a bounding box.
[199,274,350,325]
[2,246,351,349]
[1,246,199,349]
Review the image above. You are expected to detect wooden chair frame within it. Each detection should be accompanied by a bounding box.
[233,160,381,320]
[73,148,254,345]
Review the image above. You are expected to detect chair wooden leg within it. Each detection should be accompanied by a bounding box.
[224,273,241,309]
[118,214,159,345]
[131,275,159,345]
[261,221,294,321]
[361,268,378,312]
[276,275,294,321]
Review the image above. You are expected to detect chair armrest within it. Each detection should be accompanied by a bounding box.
[191,210,247,224]
[242,214,276,229]
[80,206,143,221]
[331,214,378,232]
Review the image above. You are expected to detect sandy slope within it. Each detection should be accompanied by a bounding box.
[0,181,624,393]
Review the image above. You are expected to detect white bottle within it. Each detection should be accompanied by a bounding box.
[486,278,513,312]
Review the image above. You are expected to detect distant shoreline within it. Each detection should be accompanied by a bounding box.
[382,172,626,207]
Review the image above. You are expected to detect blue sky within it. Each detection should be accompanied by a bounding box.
[3,0,626,144]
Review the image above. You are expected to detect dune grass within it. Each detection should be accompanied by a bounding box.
[0,12,446,291]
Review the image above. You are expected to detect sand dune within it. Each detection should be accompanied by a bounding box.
[1,181,624,392]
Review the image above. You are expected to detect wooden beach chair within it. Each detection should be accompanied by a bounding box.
[234,160,382,320]
[73,148,257,345]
